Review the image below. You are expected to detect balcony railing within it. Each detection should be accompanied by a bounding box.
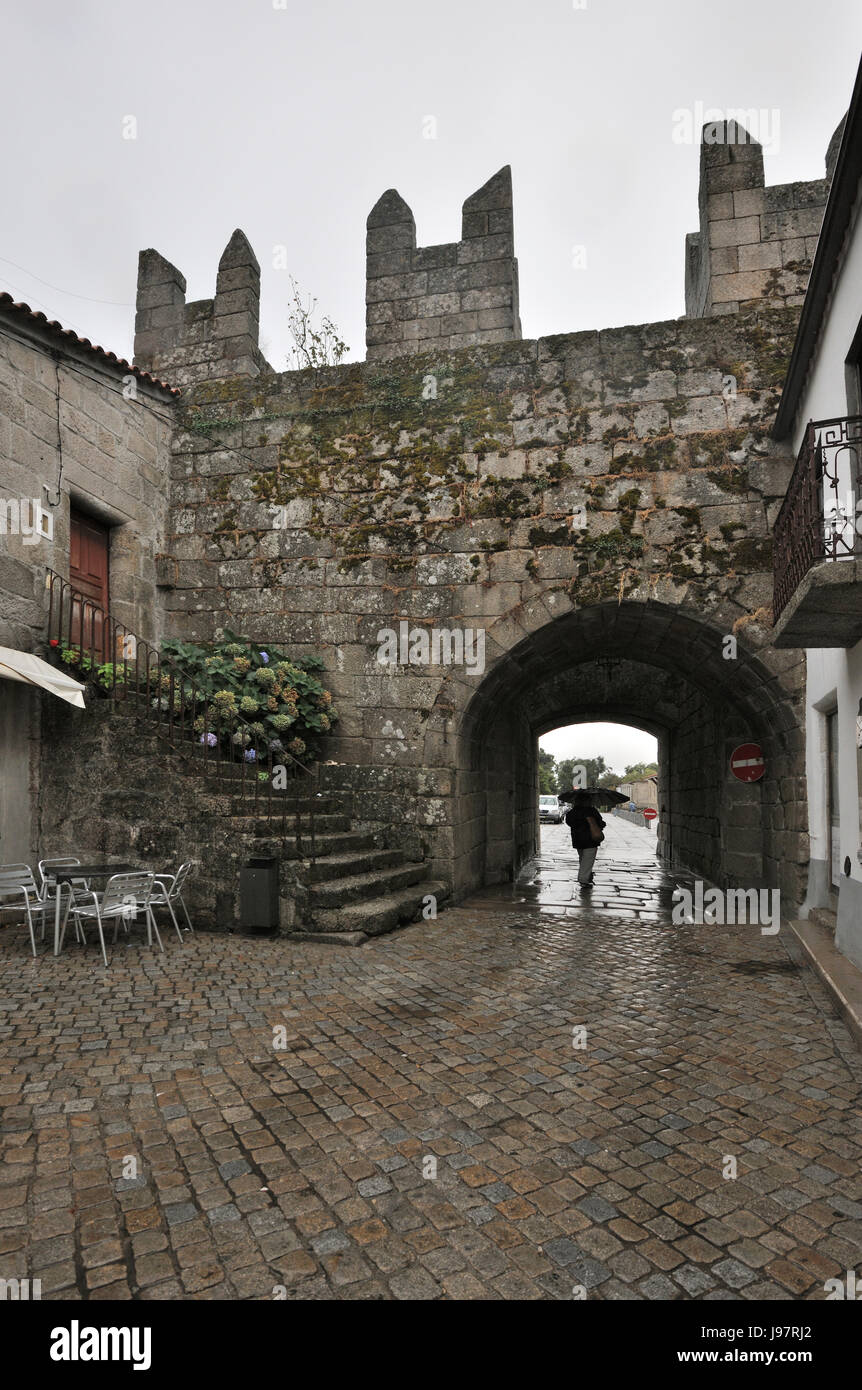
[773,415,862,622]
[44,569,349,860]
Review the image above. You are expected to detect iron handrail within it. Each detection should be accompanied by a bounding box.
[773,415,862,622]
[44,568,348,862]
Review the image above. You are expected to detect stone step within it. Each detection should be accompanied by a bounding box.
[809,906,838,934]
[106,699,321,790]
[173,759,316,793]
[226,795,342,811]
[226,815,355,843]
[308,879,449,938]
[303,848,408,883]
[230,830,379,860]
[226,801,346,821]
[787,917,862,1051]
[185,766,321,796]
[193,786,345,812]
[308,861,426,908]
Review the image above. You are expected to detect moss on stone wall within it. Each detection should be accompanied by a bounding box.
[169,308,799,620]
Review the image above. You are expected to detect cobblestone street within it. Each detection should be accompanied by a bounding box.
[1,818,861,1302]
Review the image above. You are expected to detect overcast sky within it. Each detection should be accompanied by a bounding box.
[6,2,858,760]
[540,722,658,775]
[3,0,860,368]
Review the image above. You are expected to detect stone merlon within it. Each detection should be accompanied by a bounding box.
[133,229,268,388]
[685,120,835,319]
[365,165,522,361]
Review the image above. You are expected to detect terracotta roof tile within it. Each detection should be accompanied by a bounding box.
[0,291,181,396]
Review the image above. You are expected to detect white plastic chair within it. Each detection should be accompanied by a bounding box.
[60,872,161,966]
[0,864,47,957]
[151,863,195,943]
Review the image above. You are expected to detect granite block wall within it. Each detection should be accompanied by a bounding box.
[134,231,270,388]
[366,166,522,360]
[685,120,836,318]
[158,300,809,905]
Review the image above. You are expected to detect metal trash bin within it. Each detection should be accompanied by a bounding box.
[239,856,279,932]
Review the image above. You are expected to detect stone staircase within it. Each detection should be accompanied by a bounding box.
[43,694,448,944]
[186,767,449,944]
[42,567,448,942]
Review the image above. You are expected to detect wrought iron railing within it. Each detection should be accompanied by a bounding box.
[44,569,349,861]
[773,415,862,622]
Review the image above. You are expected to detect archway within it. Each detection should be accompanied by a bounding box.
[453,600,806,908]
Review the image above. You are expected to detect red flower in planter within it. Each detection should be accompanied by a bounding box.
[49,639,59,647]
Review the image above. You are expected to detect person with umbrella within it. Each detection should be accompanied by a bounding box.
[557,784,627,888]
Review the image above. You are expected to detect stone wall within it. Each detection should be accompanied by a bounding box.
[685,122,833,318]
[38,698,311,931]
[366,167,522,361]
[158,300,809,907]
[0,305,176,862]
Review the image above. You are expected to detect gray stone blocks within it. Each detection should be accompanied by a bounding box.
[133,230,266,387]
[366,166,522,361]
[685,120,834,318]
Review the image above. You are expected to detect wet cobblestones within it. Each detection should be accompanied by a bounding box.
[1,820,860,1300]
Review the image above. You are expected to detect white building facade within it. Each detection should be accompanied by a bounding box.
[773,66,862,967]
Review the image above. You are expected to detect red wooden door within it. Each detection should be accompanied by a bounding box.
[69,510,109,656]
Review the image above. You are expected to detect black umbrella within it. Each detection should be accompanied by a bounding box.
[557,787,629,808]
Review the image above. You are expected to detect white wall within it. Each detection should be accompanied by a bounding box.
[791,186,862,448]
[793,177,862,963]
[806,647,862,867]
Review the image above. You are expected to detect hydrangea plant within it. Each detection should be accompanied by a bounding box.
[159,629,337,764]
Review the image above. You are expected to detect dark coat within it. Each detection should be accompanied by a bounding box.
[564,803,606,850]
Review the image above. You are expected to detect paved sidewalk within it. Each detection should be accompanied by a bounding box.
[1,819,860,1301]
[517,814,668,917]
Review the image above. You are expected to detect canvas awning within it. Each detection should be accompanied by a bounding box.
[0,647,86,707]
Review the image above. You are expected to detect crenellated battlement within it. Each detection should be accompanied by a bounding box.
[684,119,840,319]
[365,165,522,360]
[133,229,269,387]
[130,118,845,384]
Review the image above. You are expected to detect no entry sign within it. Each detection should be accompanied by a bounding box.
[731,743,765,782]
[643,808,658,820]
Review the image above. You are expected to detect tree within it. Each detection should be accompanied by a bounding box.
[623,762,658,781]
[555,755,616,791]
[597,767,622,789]
[538,749,557,794]
[286,277,349,370]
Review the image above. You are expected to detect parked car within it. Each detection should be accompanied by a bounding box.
[539,795,564,824]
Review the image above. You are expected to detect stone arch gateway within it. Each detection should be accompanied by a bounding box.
[455,599,804,905]
[164,313,809,918]
[141,122,839,925]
